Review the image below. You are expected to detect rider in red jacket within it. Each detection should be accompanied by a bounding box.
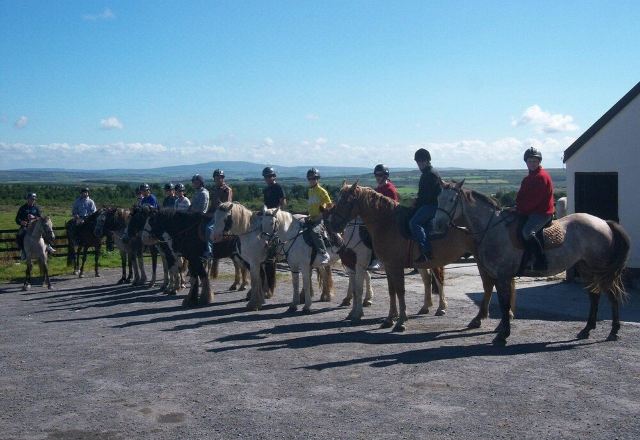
[515,147,554,271]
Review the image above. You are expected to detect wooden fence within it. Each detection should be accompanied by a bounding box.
[0,226,100,261]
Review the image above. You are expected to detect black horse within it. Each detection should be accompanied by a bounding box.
[66,209,109,278]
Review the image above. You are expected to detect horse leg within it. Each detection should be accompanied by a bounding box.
[229,259,239,290]
[393,272,408,332]
[247,264,264,311]
[79,246,89,278]
[418,268,433,315]
[606,291,621,341]
[198,267,214,306]
[470,267,495,328]
[148,247,157,287]
[342,268,354,307]
[347,265,366,322]
[94,245,100,277]
[381,267,400,328]
[432,267,446,316]
[492,278,514,346]
[286,270,300,313]
[117,250,127,284]
[320,266,333,302]
[160,253,169,292]
[39,258,51,289]
[301,267,313,314]
[182,264,199,308]
[23,260,32,291]
[240,264,249,290]
[578,292,601,339]
[363,270,373,307]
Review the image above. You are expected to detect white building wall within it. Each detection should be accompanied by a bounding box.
[566,94,640,267]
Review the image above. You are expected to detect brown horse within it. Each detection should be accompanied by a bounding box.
[66,209,105,278]
[328,182,514,332]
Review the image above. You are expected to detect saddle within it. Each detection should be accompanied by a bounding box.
[508,215,566,250]
[392,205,415,240]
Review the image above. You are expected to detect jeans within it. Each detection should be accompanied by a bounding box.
[205,217,215,256]
[409,204,437,255]
[308,220,327,255]
[522,214,553,240]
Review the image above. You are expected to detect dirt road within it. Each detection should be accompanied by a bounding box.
[1,262,639,439]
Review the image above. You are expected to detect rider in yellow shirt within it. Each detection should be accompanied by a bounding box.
[306,168,331,264]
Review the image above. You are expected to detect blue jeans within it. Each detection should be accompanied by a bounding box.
[410,204,437,256]
[522,214,553,240]
[204,217,215,256]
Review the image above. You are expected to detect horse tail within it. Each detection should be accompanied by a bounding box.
[431,266,445,294]
[265,261,276,294]
[322,265,334,297]
[583,221,630,301]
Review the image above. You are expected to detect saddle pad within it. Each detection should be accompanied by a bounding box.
[509,218,565,250]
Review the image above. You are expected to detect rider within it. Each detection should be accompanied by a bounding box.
[374,164,399,202]
[189,174,209,214]
[306,168,331,264]
[515,147,555,271]
[262,166,287,209]
[410,148,441,264]
[134,185,144,208]
[139,183,159,209]
[174,183,191,211]
[203,169,233,259]
[70,187,97,246]
[162,183,177,208]
[15,193,55,258]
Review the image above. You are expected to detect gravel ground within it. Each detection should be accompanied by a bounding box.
[1,261,639,440]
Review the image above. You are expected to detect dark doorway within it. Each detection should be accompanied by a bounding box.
[574,172,619,221]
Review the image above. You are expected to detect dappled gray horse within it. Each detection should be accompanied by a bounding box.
[22,216,55,290]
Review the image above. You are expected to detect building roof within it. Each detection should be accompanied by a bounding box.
[563,81,640,163]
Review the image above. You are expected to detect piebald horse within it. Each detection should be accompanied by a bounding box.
[328,182,513,332]
[433,180,630,345]
[21,216,55,290]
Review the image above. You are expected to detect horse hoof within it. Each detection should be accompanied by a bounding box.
[492,335,507,346]
[302,308,312,315]
[95,273,101,278]
[73,270,79,275]
[320,295,331,302]
[47,285,52,290]
[239,285,247,291]
[117,279,125,285]
[468,318,482,329]
[286,305,297,314]
[229,285,238,291]
[22,284,30,291]
[380,319,394,329]
[181,298,198,308]
[577,328,591,340]
[606,333,619,342]
[435,309,446,317]
[340,298,351,307]
[392,323,406,332]
[78,274,84,278]
[418,307,429,315]
[363,300,372,307]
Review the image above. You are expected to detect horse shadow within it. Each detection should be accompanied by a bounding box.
[468,280,640,324]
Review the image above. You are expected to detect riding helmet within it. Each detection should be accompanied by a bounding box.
[191,174,205,185]
[306,168,320,179]
[140,183,151,191]
[523,147,542,162]
[373,164,390,177]
[26,192,37,200]
[414,148,431,162]
[262,167,276,178]
[212,169,225,178]
[175,182,185,191]
[164,182,175,191]
[80,187,89,193]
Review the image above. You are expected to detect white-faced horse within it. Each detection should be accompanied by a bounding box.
[212,202,274,311]
[260,207,338,314]
[433,180,630,345]
[22,216,55,290]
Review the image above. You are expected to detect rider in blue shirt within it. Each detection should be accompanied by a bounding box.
[139,183,159,209]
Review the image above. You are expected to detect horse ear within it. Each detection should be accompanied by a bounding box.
[342,179,347,188]
[350,179,359,190]
[274,207,280,216]
[455,179,465,190]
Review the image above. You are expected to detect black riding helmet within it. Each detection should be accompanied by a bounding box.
[306,168,320,179]
[213,169,224,178]
[175,182,185,191]
[140,183,150,191]
[191,174,205,185]
[523,147,542,162]
[262,167,276,178]
[80,187,89,193]
[164,183,175,191]
[414,148,431,162]
[26,192,37,200]
[373,164,389,177]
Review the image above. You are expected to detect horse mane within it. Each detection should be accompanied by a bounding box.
[464,188,501,209]
[222,202,253,232]
[355,185,398,213]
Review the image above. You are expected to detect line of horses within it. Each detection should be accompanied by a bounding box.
[17,180,630,346]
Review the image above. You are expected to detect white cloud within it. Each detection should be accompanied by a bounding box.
[14,116,28,129]
[263,137,274,146]
[83,8,115,21]
[305,113,320,121]
[100,116,123,130]
[512,105,578,133]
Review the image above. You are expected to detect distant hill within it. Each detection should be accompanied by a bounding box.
[0,161,412,184]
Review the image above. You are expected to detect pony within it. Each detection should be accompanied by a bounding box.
[432,180,630,344]
[212,202,275,311]
[21,216,55,290]
[66,209,105,278]
[260,207,336,314]
[332,218,447,319]
[141,209,213,306]
[328,182,514,332]
[95,208,137,284]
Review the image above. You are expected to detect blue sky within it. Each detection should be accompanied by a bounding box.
[1,0,639,170]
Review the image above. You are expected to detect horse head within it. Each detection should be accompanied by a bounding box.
[329,181,360,233]
[259,207,281,243]
[41,216,55,243]
[433,179,465,234]
[212,202,234,242]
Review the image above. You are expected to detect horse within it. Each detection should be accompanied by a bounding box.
[212,202,275,311]
[260,207,337,314]
[332,217,447,319]
[208,237,250,291]
[432,180,630,345]
[66,209,105,278]
[123,206,164,287]
[95,208,135,284]
[141,209,213,306]
[21,216,55,290]
[328,182,514,332]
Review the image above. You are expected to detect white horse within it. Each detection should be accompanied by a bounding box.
[338,220,446,320]
[22,216,55,290]
[260,208,338,314]
[212,202,272,311]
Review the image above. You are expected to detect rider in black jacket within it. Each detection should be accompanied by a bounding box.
[410,148,441,264]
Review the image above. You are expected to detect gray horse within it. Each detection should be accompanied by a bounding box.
[22,216,55,290]
[433,180,630,345]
